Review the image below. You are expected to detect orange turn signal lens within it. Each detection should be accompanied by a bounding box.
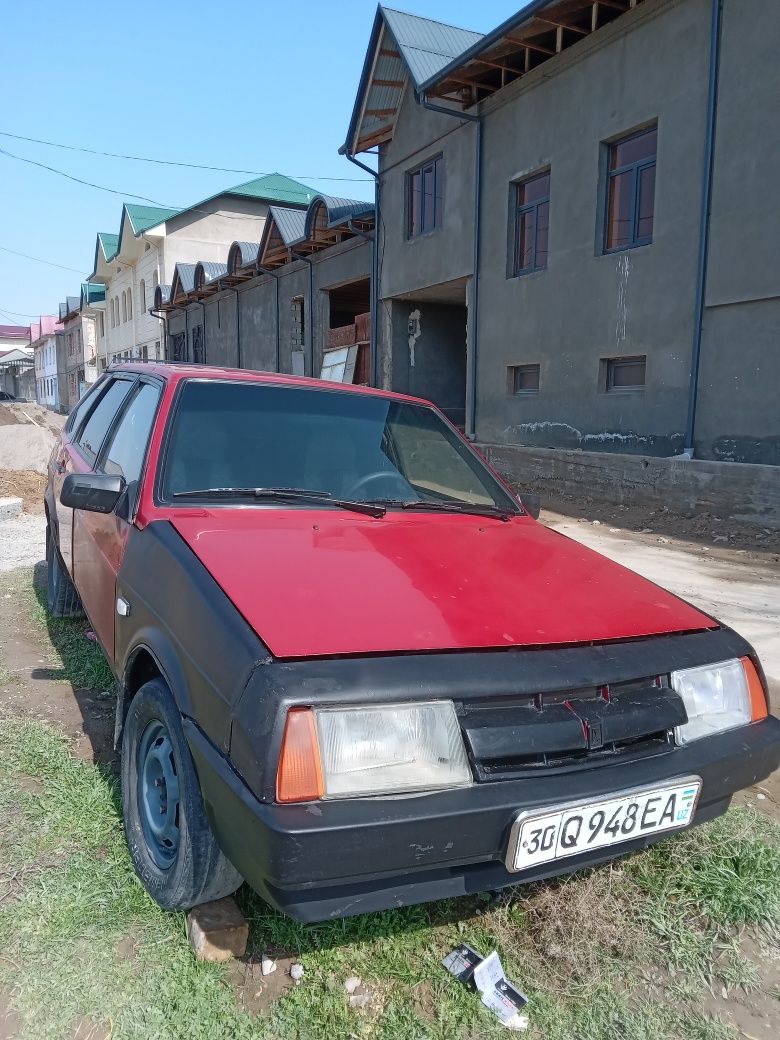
[276,708,324,803]
[741,657,768,722]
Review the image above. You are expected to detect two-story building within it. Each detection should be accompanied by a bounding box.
[57,291,98,412]
[342,0,780,472]
[31,315,63,409]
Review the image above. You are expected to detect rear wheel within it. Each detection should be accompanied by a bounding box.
[121,677,242,910]
[46,523,83,617]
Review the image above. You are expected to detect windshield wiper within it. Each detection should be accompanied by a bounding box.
[371,499,513,522]
[171,486,386,517]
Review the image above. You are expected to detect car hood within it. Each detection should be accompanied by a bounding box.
[169,509,716,659]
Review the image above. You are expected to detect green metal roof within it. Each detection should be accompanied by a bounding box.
[81,282,106,306]
[214,173,316,209]
[124,203,179,235]
[98,232,119,261]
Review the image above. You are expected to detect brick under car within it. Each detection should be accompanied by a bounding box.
[44,363,780,921]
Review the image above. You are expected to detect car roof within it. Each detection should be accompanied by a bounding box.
[106,361,431,407]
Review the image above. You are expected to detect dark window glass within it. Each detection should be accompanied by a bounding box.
[102,382,161,485]
[510,364,541,394]
[515,172,550,274]
[162,380,518,512]
[66,378,107,435]
[76,378,134,463]
[606,356,646,390]
[407,157,442,237]
[606,127,657,251]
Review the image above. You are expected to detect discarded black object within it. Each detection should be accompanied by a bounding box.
[443,945,529,1029]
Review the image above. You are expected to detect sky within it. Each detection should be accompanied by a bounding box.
[0,0,523,326]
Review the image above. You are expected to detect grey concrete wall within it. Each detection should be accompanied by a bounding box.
[389,299,468,424]
[695,0,780,465]
[474,0,710,456]
[378,86,477,301]
[374,0,779,465]
[481,442,780,530]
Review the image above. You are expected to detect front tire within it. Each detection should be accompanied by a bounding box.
[46,523,83,617]
[121,678,242,910]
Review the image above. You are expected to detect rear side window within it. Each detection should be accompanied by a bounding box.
[102,382,161,486]
[76,379,134,465]
[66,378,107,436]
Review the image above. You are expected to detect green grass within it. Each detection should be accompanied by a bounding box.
[2,714,779,1040]
[2,565,779,1038]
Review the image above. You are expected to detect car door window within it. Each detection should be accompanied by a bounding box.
[101,382,161,488]
[76,378,134,465]
[66,377,109,436]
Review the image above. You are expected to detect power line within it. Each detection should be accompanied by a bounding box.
[0,146,175,206]
[0,130,371,181]
[0,244,87,274]
[0,304,42,317]
[0,309,28,327]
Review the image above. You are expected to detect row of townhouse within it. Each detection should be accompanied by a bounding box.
[35,0,779,504]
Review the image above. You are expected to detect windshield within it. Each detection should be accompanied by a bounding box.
[161,380,519,513]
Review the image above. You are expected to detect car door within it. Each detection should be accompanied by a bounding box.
[51,378,111,575]
[73,377,162,657]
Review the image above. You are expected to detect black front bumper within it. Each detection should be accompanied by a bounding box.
[186,715,780,922]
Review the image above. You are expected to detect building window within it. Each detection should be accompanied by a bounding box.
[98,312,104,338]
[509,363,541,394]
[605,355,646,391]
[605,126,657,252]
[407,156,443,238]
[127,290,133,320]
[139,279,146,313]
[122,292,128,324]
[514,171,550,275]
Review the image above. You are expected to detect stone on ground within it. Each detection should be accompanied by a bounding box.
[186,897,249,963]
[0,498,22,521]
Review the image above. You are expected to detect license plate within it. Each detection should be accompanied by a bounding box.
[506,776,702,872]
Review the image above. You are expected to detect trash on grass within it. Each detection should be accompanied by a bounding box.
[290,963,304,982]
[443,945,528,1030]
[261,956,277,976]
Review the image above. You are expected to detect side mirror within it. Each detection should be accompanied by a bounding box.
[519,492,541,520]
[61,472,126,514]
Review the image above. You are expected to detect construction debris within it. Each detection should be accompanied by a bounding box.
[443,944,528,1030]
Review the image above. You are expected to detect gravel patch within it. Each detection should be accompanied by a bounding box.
[0,513,46,572]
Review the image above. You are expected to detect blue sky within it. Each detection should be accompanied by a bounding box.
[0,0,522,325]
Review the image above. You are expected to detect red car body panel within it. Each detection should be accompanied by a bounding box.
[169,508,715,659]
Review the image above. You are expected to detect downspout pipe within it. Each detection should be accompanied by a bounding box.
[683,0,723,459]
[149,307,167,359]
[416,93,482,440]
[258,265,283,373]
[225,288,242,369]
[344,151,379,387]
[198,300,207,364]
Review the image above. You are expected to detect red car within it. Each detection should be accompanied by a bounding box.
[45,362,779,921]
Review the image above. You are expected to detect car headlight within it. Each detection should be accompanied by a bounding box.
[276,701,471,801]
[671,657,766,745]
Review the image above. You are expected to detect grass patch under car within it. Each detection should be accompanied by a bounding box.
[1,715,779,1040]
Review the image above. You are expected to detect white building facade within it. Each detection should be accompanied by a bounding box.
[31,316,62,409]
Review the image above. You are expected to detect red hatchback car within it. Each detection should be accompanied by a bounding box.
[45,362,779,921]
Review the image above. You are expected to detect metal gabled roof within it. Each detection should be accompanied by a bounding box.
[342,5,483,155]
[304,195,375,238]
[227,172,316,207]
[195,261,228,287]
[80,282,105,307]
[171,263,197,297]
[420,0,649,104]
[154,283,172,308]
[98,232,119,261]
[268,206,307,246]
[383,6,483,86]
[228,241,261,273]
[124,203,179,235]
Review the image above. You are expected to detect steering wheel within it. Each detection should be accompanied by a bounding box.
[347,470,412,500]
